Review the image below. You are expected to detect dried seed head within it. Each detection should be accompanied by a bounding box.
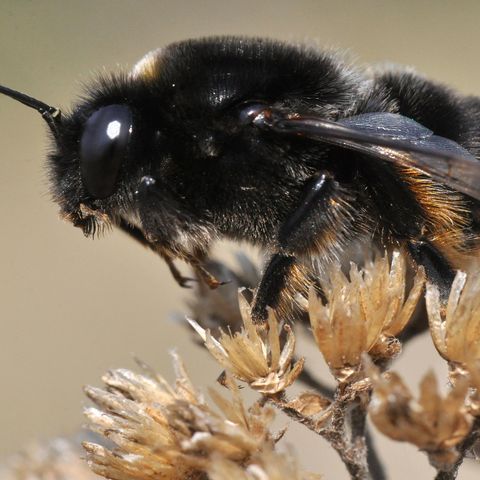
[426,270,480,364]
[367,359,473,469]
[0,438,97,480]
[426,270,480,419]
[83,353,276,480]
[309,251,424,381]
[207,446,321,480]
[189,291,304,394]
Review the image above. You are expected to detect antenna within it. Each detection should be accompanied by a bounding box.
[0,85,61,136]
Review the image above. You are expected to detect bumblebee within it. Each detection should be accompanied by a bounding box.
[2,36,480,322]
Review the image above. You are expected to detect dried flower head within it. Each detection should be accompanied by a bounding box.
[309,251,425,381]
[189,290,304,394]
[367,359,473,468]
[426,270,480,364]
[207,447,321,480]
[83,352,276,480]
[0,438,97,480]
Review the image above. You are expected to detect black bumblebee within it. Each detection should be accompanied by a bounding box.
[2,36,480,322]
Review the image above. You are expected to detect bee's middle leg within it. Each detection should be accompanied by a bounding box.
[252,172,339,323]
[251,253,298,323]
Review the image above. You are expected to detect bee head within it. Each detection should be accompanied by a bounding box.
[0,84,138,237]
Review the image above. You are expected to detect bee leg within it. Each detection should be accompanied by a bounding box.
[251,253,297,323]
[182,251,230,290]
[132,176,225,288]
[407,239,455,301]
[118,220,196,288]
[163,256,196,289]
[192,263,230,289]
[278,172,337,252]
[252,172,337,323]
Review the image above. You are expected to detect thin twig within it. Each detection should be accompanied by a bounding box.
[325,391,369,480]
[365,429,387,480]
[349,401,369,474]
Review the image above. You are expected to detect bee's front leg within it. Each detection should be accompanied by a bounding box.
[182,249,230,289]
[132,175,225,289]
[252,172,339,323]
[163,254,197,289]
[118,220,197,288]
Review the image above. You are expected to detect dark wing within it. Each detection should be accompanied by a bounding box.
[255,111,480,201]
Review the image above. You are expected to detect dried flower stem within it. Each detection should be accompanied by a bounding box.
[324,385,370,480]
[365,430,387,480]
[267,380,374,480]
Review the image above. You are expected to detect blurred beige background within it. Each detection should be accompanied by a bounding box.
[1,1,480,478]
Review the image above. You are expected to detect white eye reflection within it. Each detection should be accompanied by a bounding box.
[106,120,122,139]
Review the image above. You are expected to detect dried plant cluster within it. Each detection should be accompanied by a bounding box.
[0,438,98,480]
[4,250,480,480]
[82,352,291,480]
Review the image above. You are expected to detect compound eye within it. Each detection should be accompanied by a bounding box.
[80,104,133,199]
